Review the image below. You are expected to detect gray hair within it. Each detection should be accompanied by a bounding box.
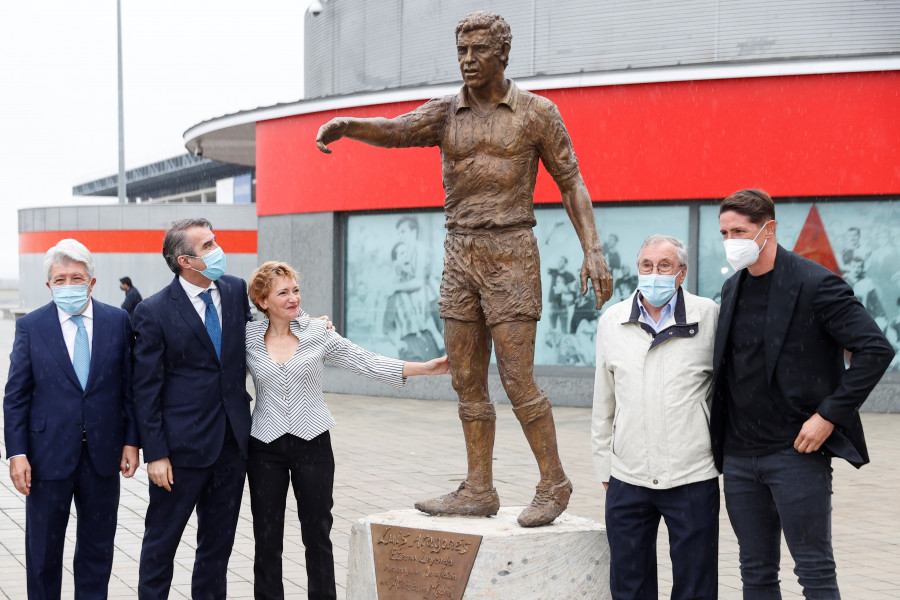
[163,218,212,274]
[44,239,95,281]
[638,234,688,268]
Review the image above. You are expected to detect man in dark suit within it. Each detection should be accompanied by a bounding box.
[4,238,139,599]
[711,189,894,598]
[133,218,253,599]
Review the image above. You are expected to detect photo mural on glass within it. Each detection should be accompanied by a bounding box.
[345,212,446,361]
[345,204,690,368]
[699,200,900,371]
[532,205,689,366]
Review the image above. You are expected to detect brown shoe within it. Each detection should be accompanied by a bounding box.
[517,477,573,527]
[414,481,500,517]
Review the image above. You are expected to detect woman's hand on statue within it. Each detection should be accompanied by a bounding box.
[403,355,450,377]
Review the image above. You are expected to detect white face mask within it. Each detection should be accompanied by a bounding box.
[723,221,773,271]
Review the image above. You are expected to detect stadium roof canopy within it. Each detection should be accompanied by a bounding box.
[72,153,253,199]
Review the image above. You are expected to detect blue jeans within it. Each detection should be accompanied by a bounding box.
[606,477,719,600]
[723,449,838,599]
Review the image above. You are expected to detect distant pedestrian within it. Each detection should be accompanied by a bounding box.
[119,276,142,322]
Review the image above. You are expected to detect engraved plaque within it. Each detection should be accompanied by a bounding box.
[371,523,483,600]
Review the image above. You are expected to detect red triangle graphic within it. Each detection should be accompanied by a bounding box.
[792,204,842,276]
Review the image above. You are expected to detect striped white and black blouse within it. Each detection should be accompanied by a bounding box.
[246,313,406,443]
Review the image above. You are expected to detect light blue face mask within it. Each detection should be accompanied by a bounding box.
[188,247,227,281]
[52,284,90,315]
[637,268,682,307]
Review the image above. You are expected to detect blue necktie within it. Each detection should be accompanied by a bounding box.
[200,290,222,359]
[70,315,90,390]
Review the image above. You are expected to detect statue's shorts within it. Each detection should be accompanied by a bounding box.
[438,227,542,326]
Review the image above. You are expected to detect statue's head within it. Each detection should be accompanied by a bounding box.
[455,12,512,88]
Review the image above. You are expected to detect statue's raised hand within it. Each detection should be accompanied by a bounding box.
[316,118,350,154]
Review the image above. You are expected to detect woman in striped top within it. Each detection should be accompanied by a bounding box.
[245,261,448,600]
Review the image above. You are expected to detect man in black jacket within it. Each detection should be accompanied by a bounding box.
[711,189,894,599]
[119,276,142,322]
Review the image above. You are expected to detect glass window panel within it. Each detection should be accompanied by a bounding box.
[346,205,689,368]
[817,201,900,372]
[533,204,690,367]
[698,202,812,301]
[699,199,900,371]
[347,201,899,371]
[345,212,446,361]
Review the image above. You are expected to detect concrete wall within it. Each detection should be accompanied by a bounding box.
[323,363,595,408]
[305,0,900,98]
[18,204,258,311]
[257,212,340,320]
[323,365,900,414]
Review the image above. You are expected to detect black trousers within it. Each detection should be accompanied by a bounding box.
[247,432,336,600]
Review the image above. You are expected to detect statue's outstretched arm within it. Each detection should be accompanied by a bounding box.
[317,117,407,153]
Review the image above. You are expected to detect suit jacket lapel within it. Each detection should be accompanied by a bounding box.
[714,271,742,370]
[218,276,234,354]
[36,303,83,391]
[84,301,110,393]
[765,245,800,384]
[167,276,219,361]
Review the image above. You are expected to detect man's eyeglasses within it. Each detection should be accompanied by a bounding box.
[637,261,683,275]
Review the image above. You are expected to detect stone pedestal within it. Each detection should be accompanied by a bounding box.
[346,507,610,600]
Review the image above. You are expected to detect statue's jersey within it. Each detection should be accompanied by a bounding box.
[385,80,582,231]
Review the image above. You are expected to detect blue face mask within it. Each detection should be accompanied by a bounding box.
[189,247,227,281]
[52,284,90,315]
[637,268,682,308]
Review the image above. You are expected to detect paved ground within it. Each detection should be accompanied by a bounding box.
[0,316,899,599]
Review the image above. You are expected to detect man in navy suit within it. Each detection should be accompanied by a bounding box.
[4,238,139,599]
[133,218,253,599]
[712,189,894,598]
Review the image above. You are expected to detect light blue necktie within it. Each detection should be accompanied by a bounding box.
[200,290,222,359]
[70,315,90,390]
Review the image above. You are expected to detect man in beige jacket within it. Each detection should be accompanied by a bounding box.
[592,234,719,600]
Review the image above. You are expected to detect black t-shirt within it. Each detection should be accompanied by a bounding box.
[724,270,797,456]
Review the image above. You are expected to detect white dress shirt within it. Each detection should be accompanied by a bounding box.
[246,313,406,443]
[58,299,94,361]
[637,290,679,333]
[179,276,222,325]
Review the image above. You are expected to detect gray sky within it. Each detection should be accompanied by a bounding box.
[0,0,310,280]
